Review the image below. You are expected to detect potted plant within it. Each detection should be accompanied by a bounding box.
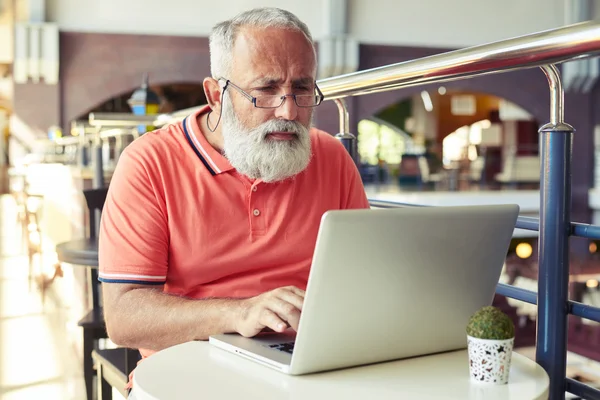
[466,306,515,384]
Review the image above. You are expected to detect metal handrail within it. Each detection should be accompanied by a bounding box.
[89,113,156,127]
[54,136,81,146]
[98,128,139,140]
[317,21,600,100]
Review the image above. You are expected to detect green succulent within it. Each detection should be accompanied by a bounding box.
[466,306,515,340]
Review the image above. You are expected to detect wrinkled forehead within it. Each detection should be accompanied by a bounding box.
[230,26,317,84]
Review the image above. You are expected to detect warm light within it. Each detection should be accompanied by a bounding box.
[468,120,492,145]
[442,125,471,165]
[480,119,492,129]
[586,280,599,288]
[516,243,533,259]
[421,91,433,112]
[469,125,482,145]
[438,86,447,95]
[590,242,597,254]
[467,145,478,161]
[28,231,40,245]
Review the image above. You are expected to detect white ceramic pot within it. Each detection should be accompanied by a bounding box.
[467,335,514,384]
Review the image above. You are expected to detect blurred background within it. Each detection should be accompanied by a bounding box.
[1,0,600,399]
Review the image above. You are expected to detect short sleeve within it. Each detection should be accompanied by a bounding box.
[98,143,169,285]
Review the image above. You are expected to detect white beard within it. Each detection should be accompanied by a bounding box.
[220,96,312,183]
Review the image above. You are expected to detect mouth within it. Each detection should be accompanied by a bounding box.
[266,131,298,141]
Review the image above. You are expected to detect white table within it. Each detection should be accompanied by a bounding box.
[133,341,549,400]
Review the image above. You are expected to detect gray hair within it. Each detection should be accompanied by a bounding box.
[209,7,316,79]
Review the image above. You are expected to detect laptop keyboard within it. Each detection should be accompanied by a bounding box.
[268,342,295,354]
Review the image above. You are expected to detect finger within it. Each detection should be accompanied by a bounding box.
[285,286,306,298]
[277,290,305,311]
[259,309,288,333]
[283,311,300,332]
[267,299,302,332]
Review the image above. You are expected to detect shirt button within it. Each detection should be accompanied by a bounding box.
[252,186,258,192]
[253,209,261,216]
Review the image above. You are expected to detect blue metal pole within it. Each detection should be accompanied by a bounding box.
[537,122,573,400]
[335,132,358,163]
[536,64,573,400]
[496,283,537,305]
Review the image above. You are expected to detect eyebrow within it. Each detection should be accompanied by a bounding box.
[250,77,315,87]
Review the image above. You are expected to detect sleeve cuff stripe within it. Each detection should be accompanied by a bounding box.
[98,277,166,285]
[99,272,166,280]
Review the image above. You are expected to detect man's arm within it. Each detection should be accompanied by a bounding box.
[103,283,305,351]
[99,143,304,351]
[102,283,238,350]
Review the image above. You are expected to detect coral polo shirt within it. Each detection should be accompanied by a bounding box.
[99,105,369,300]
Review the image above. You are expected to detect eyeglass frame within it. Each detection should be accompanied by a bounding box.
[218,78,325,109]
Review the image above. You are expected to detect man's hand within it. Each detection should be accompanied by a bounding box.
[236,286,305,337]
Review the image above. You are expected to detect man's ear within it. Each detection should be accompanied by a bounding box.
[203,77,222,112]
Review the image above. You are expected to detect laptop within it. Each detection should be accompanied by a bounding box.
[209,204,520,375]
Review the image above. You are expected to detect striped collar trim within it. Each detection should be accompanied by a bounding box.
[182,106,233,175]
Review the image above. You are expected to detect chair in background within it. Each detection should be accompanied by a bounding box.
[494,153,540,188]
[56,187,139,400]
[417,155,443,188]
[56,187,107,400]
[11,177,47,291]
[93,346,141,400]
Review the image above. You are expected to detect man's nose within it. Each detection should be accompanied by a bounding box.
[274,95,298,121]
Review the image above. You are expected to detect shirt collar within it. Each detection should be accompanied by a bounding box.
[183,106,234,175]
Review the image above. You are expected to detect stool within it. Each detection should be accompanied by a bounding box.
[56,188,107,400]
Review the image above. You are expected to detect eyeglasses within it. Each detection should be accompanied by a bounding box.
[219,78,324,109]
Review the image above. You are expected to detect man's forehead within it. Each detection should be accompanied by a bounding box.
[232,26,314,58]
[230,26,317,82]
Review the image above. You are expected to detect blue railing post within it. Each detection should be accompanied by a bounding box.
[536,65,574,400]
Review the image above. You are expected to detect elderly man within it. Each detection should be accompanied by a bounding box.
[98,7,369,394]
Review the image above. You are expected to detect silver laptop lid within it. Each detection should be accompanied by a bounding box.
[290,204,519,375]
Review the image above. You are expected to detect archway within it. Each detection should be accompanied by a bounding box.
[71,82,207,122]
[356,88,540,190]
[60,32,211,129]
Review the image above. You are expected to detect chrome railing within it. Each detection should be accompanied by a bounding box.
[48,20,600,399]
[317,21,600,100]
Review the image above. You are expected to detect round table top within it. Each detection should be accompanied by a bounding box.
[56,238,98,267]
[133,341,549,400]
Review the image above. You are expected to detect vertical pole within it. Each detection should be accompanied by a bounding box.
[334,98,349,134]
[537,65,574,400]
[91,130,104,242]
[115,135,123,166]
[334,98,358,164]
[92,132,104,189]
[77,123,87,168]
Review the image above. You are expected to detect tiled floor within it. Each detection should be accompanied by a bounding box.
[0,195,87,400]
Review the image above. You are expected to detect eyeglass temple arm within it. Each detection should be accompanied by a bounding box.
[221,79,257,104]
